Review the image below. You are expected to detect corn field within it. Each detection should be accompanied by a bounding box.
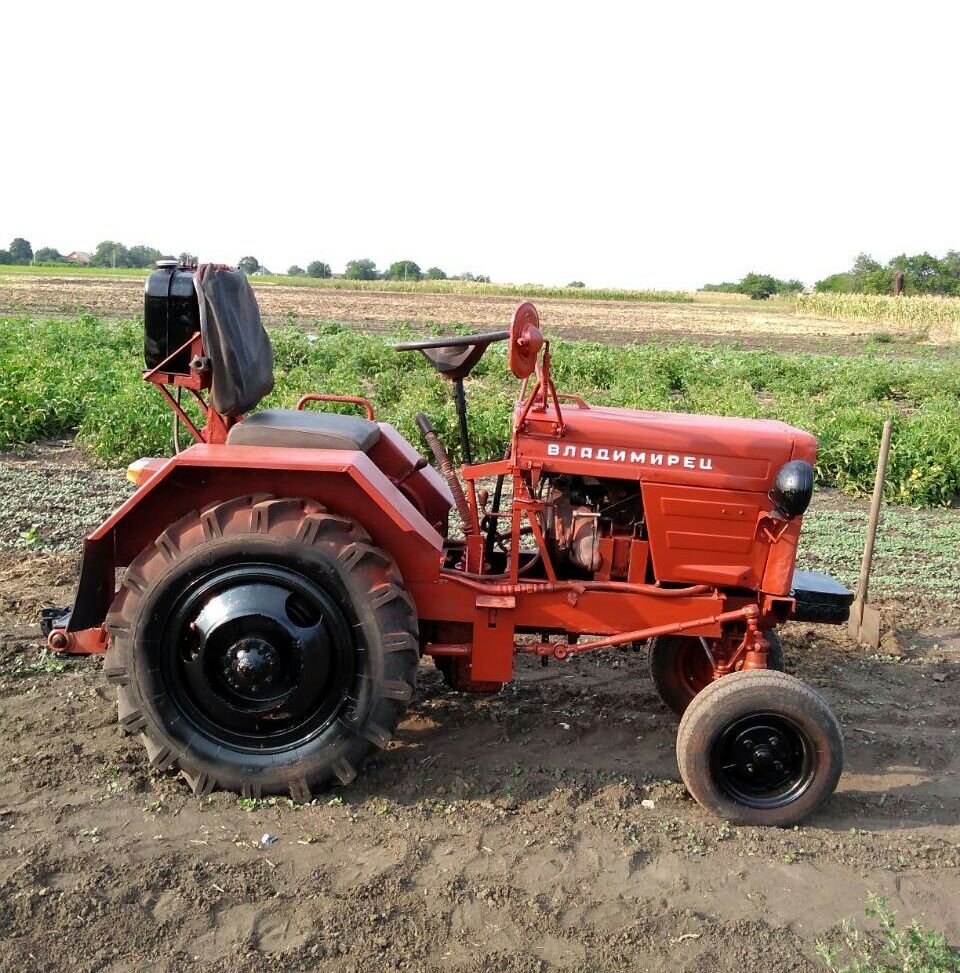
[796,293,960,337]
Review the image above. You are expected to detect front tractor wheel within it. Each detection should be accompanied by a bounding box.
[676,669,843,826]
[103,496,419,800]
[648,630,785,716]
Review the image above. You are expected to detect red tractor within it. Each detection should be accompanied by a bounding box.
[45,262,853,826]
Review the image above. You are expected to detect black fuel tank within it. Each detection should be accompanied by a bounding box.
[144,260,201,372]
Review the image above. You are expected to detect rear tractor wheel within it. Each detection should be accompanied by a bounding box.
[676,669,843,826]
[648,630,785,716]
[103,495,419,799]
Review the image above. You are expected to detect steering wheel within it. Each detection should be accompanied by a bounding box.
[393,301,544,381]
[394,330,509,381]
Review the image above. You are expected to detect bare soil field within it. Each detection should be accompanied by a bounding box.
[0,274,948,356]
[1,450,958,972]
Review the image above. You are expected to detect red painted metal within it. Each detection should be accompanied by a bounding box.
[56,297,823,701]
[508,301,545,379]
[48,625,108,654]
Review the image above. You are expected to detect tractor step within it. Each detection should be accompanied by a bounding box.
[790,570,854,624]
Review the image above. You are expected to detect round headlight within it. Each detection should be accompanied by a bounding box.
[769,460,814,519]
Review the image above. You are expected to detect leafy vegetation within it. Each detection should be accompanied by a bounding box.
[702,272,805,299]
[818,251,960,296]
[384,260,422,281]
[1,314,958,506]
[345,258,379,280]
[816,895,960,972]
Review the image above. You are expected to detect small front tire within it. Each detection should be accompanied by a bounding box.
[676,669,843,826]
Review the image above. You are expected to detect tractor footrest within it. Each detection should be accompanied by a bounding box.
[790,571,854,624]
[40,607,71,638]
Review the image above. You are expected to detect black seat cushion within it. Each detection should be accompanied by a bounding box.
[227,409,380,452]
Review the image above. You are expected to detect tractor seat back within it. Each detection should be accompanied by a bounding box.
[198,267,275,417]
[144,261,276,417]
[227,408,381,452]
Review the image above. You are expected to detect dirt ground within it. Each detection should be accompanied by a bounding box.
[1,273,951,357]
[1,451,959,972]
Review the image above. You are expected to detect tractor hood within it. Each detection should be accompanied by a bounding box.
[516,404,818,494]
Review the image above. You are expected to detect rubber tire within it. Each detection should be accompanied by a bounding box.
[103,495,419,800]
[676,669,843,827]
[648,630,785,717]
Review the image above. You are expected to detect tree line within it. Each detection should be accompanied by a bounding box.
[274,257,490,283]
[701,273,804,300]
[703,250,960,299]
[1,238,492,284]
[815,251,960,296]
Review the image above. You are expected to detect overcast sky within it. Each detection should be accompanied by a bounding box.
[3,2,957,289]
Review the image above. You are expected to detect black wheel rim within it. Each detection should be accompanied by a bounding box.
[710,712,815,809]
[156,563,356,752]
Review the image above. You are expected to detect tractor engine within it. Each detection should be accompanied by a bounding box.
[543,475,645,579]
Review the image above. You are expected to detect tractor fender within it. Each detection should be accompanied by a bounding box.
[67,443,443,631]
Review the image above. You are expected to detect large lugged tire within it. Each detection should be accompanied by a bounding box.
[103,495,419,800]
[648,630,785,717]
[676,669,843,827]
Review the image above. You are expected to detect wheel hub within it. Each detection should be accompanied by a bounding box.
[712,714,813,808]
[159,564,357,750]
[224,637,283,697]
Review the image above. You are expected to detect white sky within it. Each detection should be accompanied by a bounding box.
[3,1,958,289]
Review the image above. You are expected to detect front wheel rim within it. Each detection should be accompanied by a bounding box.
[710,712,815,809]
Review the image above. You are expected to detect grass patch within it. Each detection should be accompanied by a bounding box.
[798,507,960,601]
[816,894,960,972]
[2,314,959,506]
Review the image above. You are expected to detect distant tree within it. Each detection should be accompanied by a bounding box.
[34,247,64,264]
[739,272,781,300]
[701,281,740,293]
[9,238,33,265]
[0,250,11,265]
[384,260,422,281]
[567,280,585,288]
[345,258,378,280]
[425,266,447,280]
[307,260,332,278]
[287,265,305,276]
[890,252,946,294]
[238,256,260,274]
[127,245,162,268]
[816,250,960,295]
[704,273,803,298]
[91,240,130,268]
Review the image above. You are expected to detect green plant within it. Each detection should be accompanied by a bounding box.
[816,895,960,972]
[384,260,422,281]
[345,258,378,280]
[2,314,959,506]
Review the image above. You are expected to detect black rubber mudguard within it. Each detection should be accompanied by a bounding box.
[790,570,854,624]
